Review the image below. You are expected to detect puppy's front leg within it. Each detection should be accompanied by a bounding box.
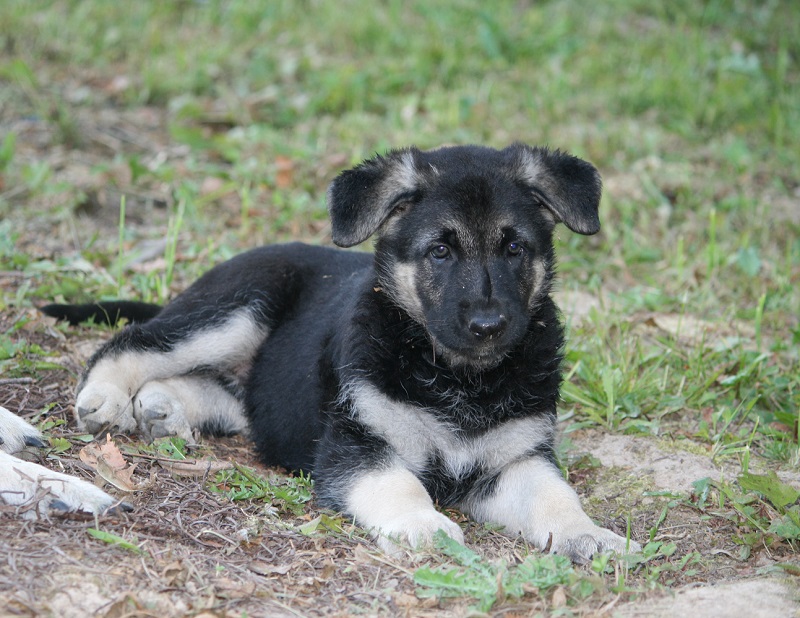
[467,456,640,564]
[345,463,464,554]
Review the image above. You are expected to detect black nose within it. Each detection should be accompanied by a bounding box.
[468,313,508,339]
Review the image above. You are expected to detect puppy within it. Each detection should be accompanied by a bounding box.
[45,144,639,562]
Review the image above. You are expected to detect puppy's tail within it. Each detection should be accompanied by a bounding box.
[40,301,162,326]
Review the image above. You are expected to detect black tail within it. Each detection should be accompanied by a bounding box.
[40,301,162,326]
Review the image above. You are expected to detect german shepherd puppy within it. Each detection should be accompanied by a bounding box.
[45,144,639,562]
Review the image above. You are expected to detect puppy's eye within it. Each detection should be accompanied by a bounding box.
[429,245,451,260]
[507,242,524,257]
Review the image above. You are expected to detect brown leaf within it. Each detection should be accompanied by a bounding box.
[200,176,225,195]
[79,435,140,492]
[98,434,128,469]
[394,593,420,608]
[161,561,188,586]
[319,561,336,581]
[95,458,138,492]
[642,312,758,348]
[248,561,291,576]
[551,586,567,608]
[79,434,126,470]
[100,593,142,618]
[275,155,295,189]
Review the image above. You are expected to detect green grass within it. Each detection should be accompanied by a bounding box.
[209,464,313,517]
[86,528,145,555]
[414,531,585,613]
[413,529,700,611]
[0,0,798,611]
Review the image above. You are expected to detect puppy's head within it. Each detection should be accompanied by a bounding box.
[328,143,601,370]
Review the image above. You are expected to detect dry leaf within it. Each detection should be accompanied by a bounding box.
[393,593,420,608]
[161,561,188,586]
[248,561,291,576]
[551,586,567,608]
[643,312,756,347]
[319,561,336,580]
[79,434,127,470]
[200,176,225,195]
[79,435,140,492]
[275,155,295,189]
[100,593,142,618]
[95,458,138,492]
[352,544,374,564]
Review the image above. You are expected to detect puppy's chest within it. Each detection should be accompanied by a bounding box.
[351,383,554,479]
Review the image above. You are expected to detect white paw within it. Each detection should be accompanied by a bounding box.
[76,381,136,435]
[0,451,131,518]
[551,523,640,564]
[0,407,45,453]
[374,509,465,555]
[133,382,193,442]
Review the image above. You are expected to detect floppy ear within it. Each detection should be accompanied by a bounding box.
[327,148,422,247]
[512,144,602,235]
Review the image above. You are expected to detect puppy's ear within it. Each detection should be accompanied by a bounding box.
[512,144,602,235]
[327,149,421,247]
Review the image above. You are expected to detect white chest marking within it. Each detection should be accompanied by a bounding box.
[348,382,554,477]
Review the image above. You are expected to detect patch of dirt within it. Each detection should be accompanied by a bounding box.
[614,578,800,618]
[572,431,800,492]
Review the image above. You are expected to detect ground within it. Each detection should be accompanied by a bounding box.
[0,300,797,617]
[0,2,798,617]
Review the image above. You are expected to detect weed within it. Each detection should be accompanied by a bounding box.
[87,528,144,555]
[297,513,348,537]
[0,132,15,173]
[414,531,580,612]
[0,331,62,377]
[148,436,190,461]
[209,464,312,517]
[687,473,799,558]
[116,195,126,296]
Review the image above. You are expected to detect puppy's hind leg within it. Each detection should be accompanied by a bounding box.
[134,375,247,442]
[77,307,267,436]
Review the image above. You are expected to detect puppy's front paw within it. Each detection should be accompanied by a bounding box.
[0,406,45,453]
[0,451,132,518]
[133,382,193,442]
[374,510,464,555]
[552,524,640,565]
[76,381,136,434]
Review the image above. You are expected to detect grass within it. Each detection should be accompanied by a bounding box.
[414,531,583,613]
[0,0,798,614]
[210,464,313,517]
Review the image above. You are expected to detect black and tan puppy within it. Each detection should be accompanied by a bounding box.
[46,144,639,562]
